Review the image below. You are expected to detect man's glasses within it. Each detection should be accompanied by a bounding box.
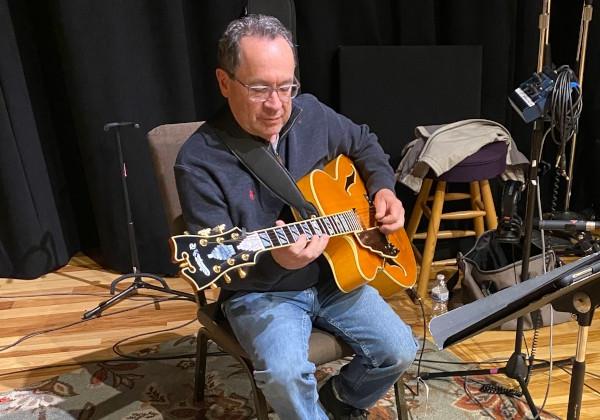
[232,76,300,102]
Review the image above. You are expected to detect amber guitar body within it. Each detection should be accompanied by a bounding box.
[295,155,416,297]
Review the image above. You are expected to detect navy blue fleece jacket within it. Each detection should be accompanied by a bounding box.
[174,93,395,292]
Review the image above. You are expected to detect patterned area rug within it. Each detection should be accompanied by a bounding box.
[0,336,557,419]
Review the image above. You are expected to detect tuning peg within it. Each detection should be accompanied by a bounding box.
[227,258,235,266]
[223,274,232,284]
[184,230,190,235]
[241,253,250,261]
[210,283,218,289]
[213,224,226,233]
[237,268,247,279]
[197,228,211,236]
[212,265,221,273]
[179,261,189,269]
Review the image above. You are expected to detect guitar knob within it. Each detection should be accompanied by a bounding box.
[237,268,247,279]
[223,274,232,284]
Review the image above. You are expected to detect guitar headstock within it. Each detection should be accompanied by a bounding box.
[170,226,261,291]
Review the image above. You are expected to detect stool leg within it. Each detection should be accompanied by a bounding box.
[406,178,433,241]
[479,180,498,230]
[417,180,446,298]
[469,181,485,237]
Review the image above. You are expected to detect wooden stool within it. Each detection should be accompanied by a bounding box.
[406,142,508,297]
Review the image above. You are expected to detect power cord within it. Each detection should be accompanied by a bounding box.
[111,319,225,361]
[556,364,600,396]
[463,377,497,418]
[405,287,427,398]
[0,296,187,353]
[0,291,230,379]
[549,65,582,173]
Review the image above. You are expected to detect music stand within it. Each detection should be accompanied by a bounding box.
[429,251,600,420]
[83,122,194,320]
[418,1,596,416]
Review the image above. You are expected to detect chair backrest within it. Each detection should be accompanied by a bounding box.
[147,122,204,235]
[147,121,353,364]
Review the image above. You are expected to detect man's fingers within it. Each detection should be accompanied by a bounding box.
[374,199,387,219]
[303,234,329,257]
[288,234,308,251]
[379,220,403,234]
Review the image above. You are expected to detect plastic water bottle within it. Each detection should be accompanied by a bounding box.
[431,273,449,318]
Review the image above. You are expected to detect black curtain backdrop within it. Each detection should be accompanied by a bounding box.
[1,0,598,278]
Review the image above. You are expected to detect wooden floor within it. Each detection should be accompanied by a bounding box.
[1,254,600,419]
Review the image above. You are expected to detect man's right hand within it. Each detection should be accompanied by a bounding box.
[270,220,329,270]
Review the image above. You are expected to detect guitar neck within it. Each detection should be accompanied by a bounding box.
[252,210,363,251]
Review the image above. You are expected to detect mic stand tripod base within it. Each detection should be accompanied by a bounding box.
[418,352,574,417]
[82,272,195,320]
[85,122,196,321]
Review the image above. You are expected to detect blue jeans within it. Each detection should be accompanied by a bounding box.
[222,281,418,420]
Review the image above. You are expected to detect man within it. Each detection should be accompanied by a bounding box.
[175,14,417,420]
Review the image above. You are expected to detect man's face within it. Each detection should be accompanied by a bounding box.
[216,35,296,142]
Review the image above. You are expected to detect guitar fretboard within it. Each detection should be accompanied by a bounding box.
[253,210,362,250]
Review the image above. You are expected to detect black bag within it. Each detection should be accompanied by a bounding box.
[459,230,572,330]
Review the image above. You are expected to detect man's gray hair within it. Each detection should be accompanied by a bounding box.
[217,14,296,75]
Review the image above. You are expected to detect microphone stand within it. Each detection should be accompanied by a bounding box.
[418,1,584,417]
[561,0,594,217]
[83,122,194,320]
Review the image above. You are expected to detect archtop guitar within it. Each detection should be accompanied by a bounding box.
[170,155,416,297]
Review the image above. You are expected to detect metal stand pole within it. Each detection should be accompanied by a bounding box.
[419,3,555,417]
[83,122,194,320]
[563,0,594,212]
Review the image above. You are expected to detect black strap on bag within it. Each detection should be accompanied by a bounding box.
[211,109,318,220]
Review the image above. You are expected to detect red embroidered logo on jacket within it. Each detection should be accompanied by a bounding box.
[249,190,255,201]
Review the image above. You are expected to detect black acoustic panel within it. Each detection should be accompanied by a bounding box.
[339,46,482,168]
[247,0,297,42]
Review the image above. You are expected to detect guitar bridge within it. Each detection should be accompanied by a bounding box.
[355,229,399,258]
